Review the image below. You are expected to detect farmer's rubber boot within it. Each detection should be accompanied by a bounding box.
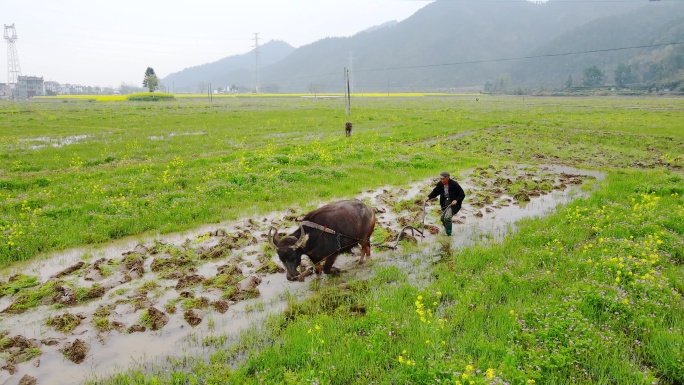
[444,223,452,236]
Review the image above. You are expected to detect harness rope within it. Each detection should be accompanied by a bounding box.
[290,221,366,280]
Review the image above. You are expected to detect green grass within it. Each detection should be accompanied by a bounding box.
[2,96,681,265]
[86,169,683,385]
[46,312,81,333]
[1,96,683,385]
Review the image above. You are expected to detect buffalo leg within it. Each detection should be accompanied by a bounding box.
[323,254,340,275]
[358,239,371,265]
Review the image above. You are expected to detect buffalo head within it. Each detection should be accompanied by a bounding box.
[269,226,309,281]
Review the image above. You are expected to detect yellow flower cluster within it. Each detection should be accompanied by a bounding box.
[1,222,25,249]
[397,350,416,366]
[307,324,324,345]
[310,139,333,166]
[414,291,445,325]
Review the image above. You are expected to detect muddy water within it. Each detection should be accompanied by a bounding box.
[20,135,92,150]
[0,165,604,385]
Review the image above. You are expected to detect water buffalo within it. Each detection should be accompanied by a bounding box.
[269,199,375,281]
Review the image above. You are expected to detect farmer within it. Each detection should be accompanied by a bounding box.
[424,171,466,236]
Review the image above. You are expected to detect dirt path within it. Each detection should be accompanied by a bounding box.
[0,165,603,385]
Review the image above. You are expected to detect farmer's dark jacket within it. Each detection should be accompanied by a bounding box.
[428,179,466,209]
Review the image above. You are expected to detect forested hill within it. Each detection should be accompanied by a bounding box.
[162,0,684,93]
[161,40,295,93]
[259,0,643,93]
[509,1,684,90]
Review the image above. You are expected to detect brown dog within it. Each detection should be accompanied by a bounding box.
[345,121,352,137]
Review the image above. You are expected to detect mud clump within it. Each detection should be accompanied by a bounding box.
[84,258,107,281]
[397,212,420,227]
[123,243,149,255]
[238,276,262,292]
[144,307,169,331]
[60,339,89,364]
[51,284,76,306]
[51,283,106,307]
[424,225,440,235]
[40,338,61,346]
[46,312,82,333]
[150,253,193,273]
[212,300,229,314]
[127,325,146,333]
[18,374,37,385]
[200,231,258,260]
[255,259,284,274]
[0,334,42,374]
[223,276,261,301]
[175,274,204,290]
[51,261,86,279]
[119,254,144,278]
[514,192,531,202]
[217,263,242,275]
[81,285,106,302]
[161,270,185,280]
[184,309,205,326]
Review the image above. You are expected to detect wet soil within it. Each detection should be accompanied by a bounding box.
[0,164,603,385]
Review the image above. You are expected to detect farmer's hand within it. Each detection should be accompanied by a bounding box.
[450,201,457,206]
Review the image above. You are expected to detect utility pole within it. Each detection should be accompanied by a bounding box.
[253,33,260,94]
[344,67,351,116]
[4,24,22,87]
[348,52,355,94]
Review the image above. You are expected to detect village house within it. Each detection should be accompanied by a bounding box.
[16,76,45,98]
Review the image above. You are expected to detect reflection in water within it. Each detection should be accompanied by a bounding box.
[19,135,92,150]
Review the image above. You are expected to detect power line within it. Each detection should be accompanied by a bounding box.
[254,33,260,94]
[262,41,684,84]
[355,41,684,73]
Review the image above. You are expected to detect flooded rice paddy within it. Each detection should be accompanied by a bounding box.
[0,165,604,385]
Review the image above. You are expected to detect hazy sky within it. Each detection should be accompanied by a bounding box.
[3,0,431,88]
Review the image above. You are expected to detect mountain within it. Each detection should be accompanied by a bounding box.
[509,1,684,89]
[253,0,647,93]
[161,40,295,93]
[162,0,683,93]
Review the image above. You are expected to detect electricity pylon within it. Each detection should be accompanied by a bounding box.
[4,24,22,85]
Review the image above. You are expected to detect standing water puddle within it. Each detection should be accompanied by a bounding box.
[0,165,604,385]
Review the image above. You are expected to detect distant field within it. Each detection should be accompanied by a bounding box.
[1,95,683,385]
[34,92,462,102]
[1,96,682,264]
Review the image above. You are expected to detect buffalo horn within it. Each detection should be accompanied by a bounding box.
[268,227,280,248]
[291,226,309,250]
